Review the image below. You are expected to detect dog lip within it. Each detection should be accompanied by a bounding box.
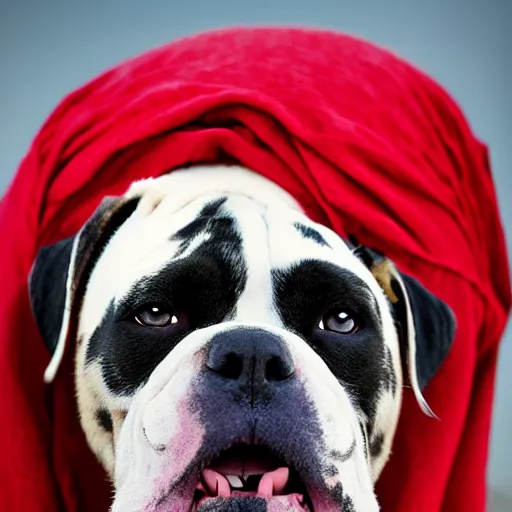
[194,494,311,512]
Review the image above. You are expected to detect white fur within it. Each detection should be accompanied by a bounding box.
[125,165,303,217]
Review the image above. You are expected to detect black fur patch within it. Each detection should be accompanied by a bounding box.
[342,495,356,512]
[95,408,113,433]
[329,439,356,463]
[330,483,356,511]
[172,197,228,257]
[294,222,330,247]
[370,432,385,459]
[197,497,267,512]
[272,260,387,435]
[325,464,339,478]
[382,346,397,394]
[359,420,369,458]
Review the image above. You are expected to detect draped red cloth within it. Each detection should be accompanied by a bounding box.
[0,27,509,512]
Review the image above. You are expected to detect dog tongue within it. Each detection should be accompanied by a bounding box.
[201,468,231,498]
[258,467,289,496]
[201,467,290,497]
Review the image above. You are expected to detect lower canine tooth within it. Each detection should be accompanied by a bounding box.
[226,475,244,488]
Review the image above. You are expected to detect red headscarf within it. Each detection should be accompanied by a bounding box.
[0,27,509,511]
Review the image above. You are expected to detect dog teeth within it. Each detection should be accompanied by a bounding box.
[226,475,244,488]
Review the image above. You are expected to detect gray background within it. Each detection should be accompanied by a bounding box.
[1,0,510,509]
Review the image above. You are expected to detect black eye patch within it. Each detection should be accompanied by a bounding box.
[272,260,376,327]
[272,259,391,433]
[85,202,247,396]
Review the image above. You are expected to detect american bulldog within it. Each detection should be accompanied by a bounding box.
[29,165,455,511]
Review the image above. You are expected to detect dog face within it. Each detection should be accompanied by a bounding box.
[29,167,455,511]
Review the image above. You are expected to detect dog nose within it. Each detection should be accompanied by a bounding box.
[206,328,295,383]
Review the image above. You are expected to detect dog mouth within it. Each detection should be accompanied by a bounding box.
[192,444,313,511]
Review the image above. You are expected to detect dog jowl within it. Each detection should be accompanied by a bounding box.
[29,167,455,511]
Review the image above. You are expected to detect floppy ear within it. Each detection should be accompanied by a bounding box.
[349,238,456,417]
[29,195,141,383]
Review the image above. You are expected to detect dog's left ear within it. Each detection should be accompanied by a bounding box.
[29,195,141,383]
[350,238,456,417]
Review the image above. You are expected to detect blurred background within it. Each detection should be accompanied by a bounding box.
[1,0,510,509]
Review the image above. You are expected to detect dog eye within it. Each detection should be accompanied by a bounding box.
[134,304,177,327]
[319,310,359,334]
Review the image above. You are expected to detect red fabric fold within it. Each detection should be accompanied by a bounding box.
[0,27,509,511]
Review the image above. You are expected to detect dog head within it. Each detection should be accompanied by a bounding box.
[29,166,455,511]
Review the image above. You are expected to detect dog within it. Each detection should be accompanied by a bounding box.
[29,165,455,511]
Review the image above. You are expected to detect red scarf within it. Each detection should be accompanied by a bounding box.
[1,27,509,511]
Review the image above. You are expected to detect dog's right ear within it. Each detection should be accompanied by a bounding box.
[347,236,456,418]
[29,195,141,383]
